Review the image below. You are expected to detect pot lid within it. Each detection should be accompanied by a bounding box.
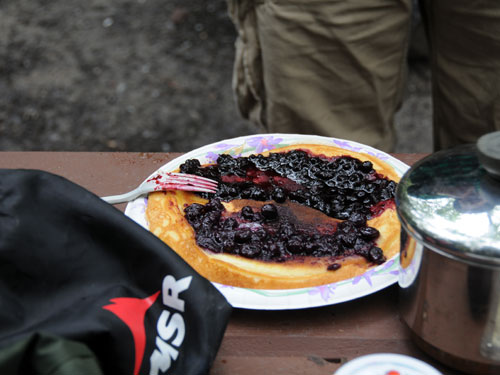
[396,132,500,267]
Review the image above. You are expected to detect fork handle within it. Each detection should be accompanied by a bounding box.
[101,187,145,205]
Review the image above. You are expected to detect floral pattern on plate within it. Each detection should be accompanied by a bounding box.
[125,134,410,310]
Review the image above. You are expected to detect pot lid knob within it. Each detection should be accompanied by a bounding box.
[477,131,500,180]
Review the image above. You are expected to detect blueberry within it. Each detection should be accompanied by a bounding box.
[201,212,220,228]
[327,263,341,271]
[304,242,318,254]
[353,237,369,252]
[235,229,251,243]
[287,236,303,254]
[217,154,238,174]
[240,244,261,258]
[222,239,236,252]
[309,180,325,194]
[250,186,267,200]
[241,206,254,220]
[272,187,287,203]
[349,212,366,227]
[261,204,278,221]
[197,235,222,252]
[227,186,239,197]
[368,246,385,264]
[180,159,201,174]
[360,161,373,172]
[359,227,379,239]
[279,222,295,238]
[387,181,397,193]
[249,154,268,170]
[289,190,306,203]
[223,218,238,230]
[236,157,253,171]
[337,211,350,220]
[363,183,376,194]
[184,203,205,223]
[206,199,224,212]
[340,233,356,247]
[380,188,392,200]
[241,189,252,199]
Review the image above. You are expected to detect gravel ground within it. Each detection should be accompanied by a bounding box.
[0,0,432,153]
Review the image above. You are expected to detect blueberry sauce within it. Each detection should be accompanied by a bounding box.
[179,150,396,266]
[180,150,396,221]
[184,199,385,265]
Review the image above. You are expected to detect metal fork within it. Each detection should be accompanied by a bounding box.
[101,172,218,204]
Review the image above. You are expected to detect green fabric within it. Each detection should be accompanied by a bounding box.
[228,0,412,152]
[227,0,500,152]
[421,0,500,150]
[0,333,104,375]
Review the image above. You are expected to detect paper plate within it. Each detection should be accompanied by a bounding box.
[125,134,409,310]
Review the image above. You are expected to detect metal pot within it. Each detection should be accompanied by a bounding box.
[396,132,500,374]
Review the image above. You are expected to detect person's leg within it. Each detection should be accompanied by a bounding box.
[227,0,412,152]
[420,0,500,150]
[227,0,267,129]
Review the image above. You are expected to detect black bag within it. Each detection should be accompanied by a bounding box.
[0,169,232,375]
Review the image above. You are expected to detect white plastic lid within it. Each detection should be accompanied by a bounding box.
[334,353,443,375]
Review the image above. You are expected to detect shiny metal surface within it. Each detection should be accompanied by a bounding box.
[397,145,500,266]
[397,143,500,374]
[399,234,500,374]
[478,131,500,180]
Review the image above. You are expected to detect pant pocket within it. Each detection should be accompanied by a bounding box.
[227,0,267,129]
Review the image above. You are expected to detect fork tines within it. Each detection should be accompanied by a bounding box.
[159,172,218,193]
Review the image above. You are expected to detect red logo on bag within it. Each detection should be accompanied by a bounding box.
[103,291,160,375]
[103,275,192,375]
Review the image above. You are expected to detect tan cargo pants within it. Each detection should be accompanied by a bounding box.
[227,0,500,151]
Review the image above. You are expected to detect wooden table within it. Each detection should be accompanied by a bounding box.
[0,152,462,375]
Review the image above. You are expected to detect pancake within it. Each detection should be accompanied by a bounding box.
[146,144,401,289]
